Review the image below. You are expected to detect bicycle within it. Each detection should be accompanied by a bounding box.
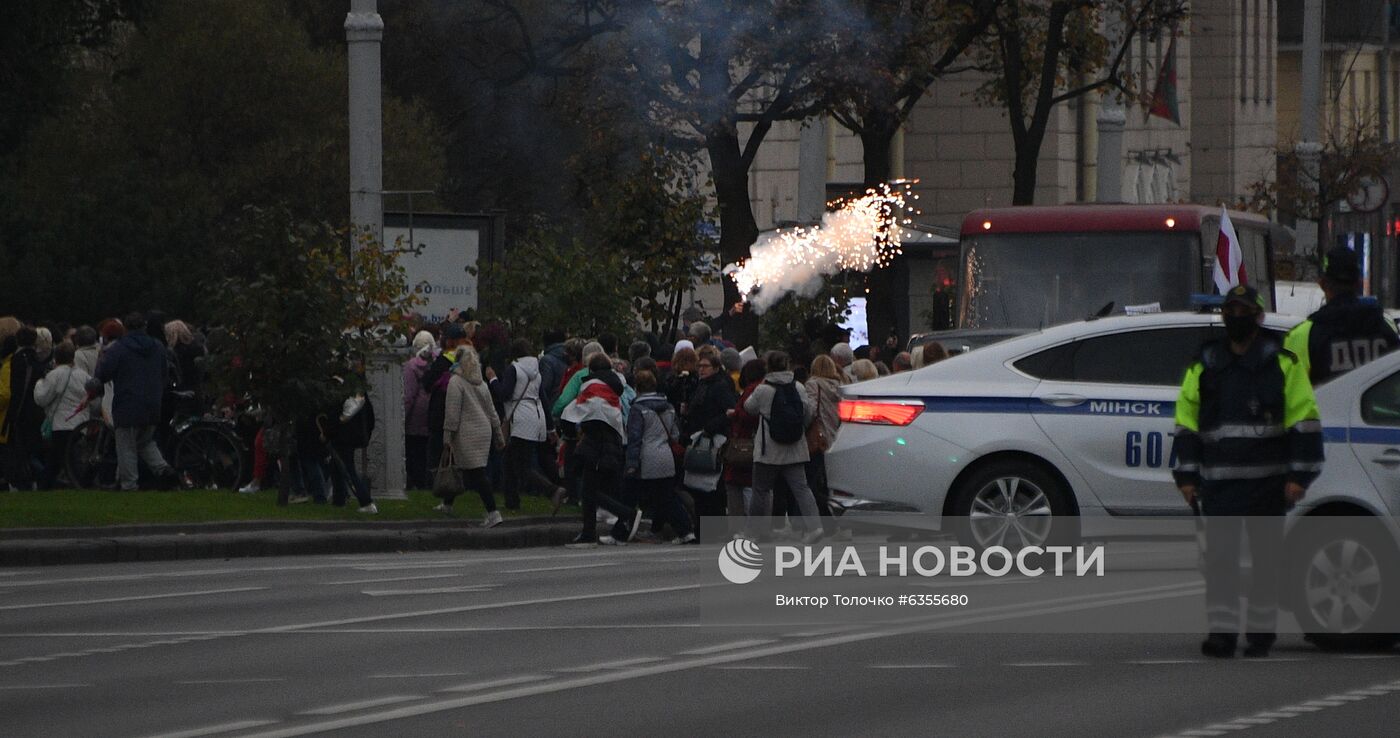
[65,391,249,490]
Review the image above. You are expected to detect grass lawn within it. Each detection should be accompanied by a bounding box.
[0,489,565,528]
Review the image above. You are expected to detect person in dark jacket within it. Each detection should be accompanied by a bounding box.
[683,345,738,439]
[88,313,177,491]
[1284,245,1400,384]
[2,327,44,490]
[538,330,570,411]
[1174,285,1324,658]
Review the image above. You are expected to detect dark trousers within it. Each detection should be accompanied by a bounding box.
[405,434,430,490]
[1201,476,1287,645]
[5,432,37,490]
[634,475,692,538]
[427,428,444,475]
[806,452,837,533]
[442,466,496,512]
[579,466,632,541]
[292,451,328,502]
[41,430,73,490]
[327,443,372,507]
[505,439,557,508]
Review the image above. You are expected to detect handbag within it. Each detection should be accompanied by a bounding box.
[684,431,724,474]
[724,435,754,466]
[432,446,463,499]
[806,388,830,455]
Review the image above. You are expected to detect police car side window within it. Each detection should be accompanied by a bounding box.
[1017,328,1214,386]
[1361,371,1400,425]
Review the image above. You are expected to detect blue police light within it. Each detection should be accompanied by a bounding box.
[1189,294,1224,310]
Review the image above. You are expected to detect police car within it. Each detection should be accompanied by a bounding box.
[827,310,1400,648]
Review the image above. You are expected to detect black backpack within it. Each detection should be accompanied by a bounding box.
[765,381,805,444]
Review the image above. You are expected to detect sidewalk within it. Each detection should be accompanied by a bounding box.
[0,517,580,567]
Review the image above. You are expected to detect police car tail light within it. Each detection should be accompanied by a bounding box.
[839,399,924,426]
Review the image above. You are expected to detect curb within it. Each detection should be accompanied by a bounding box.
[0,517,565,539]
[0,520,581,567]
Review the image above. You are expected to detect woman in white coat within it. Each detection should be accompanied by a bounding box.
[441,345,506,527]
[488,338,567,511]
[33,342,91,489]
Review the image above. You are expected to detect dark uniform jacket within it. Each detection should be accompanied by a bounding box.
[1284,296,1400,384]
[1172,337,1324,490]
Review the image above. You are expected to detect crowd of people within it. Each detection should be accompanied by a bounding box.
[3,305,954,545]
[370,312,950,545]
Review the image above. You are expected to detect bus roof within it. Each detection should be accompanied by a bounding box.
[960,204,1271,236]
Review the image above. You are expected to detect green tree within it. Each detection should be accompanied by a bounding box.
[0,0,445,322]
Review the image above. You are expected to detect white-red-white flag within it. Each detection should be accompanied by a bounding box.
[1213,206,1247,294]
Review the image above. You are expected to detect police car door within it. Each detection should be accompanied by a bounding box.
[1348,357,1400,515]
[1023,326,1215,513]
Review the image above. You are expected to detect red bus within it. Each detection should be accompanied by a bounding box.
[955,204,1292,330]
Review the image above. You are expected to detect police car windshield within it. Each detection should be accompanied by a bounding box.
[958,231,1196,330]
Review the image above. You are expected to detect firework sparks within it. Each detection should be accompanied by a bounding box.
[724,180,920,314]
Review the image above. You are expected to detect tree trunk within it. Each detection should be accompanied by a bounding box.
[1011,135,1042,205]
[859,120,899,352]
[706,124,759,311]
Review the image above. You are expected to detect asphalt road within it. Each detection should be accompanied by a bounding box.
[1,543,1398,738]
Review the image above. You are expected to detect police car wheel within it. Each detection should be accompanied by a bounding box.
[949,460,1076,552]
[1292,521,1400,652]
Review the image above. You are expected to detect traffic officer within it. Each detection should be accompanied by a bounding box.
[1173,284,1324,658]
[1284,245,1399,384]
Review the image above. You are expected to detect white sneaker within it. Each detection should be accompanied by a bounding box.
[599,535,626,546]
[483,510,504,528]
[672,533,698,545]
[433,503,452,513]
[358,503,378,514]
[238,480,261,494]
[287,494,311,505]
[801,528,825,545]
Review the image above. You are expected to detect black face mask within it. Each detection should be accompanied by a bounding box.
[1223,313,1258,343]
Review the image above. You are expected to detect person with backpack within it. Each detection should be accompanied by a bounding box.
[742,351,822,543]
[322,378,378,514]
[625,370,695,544]
[488,338,568,511]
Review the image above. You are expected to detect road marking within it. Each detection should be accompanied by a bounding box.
[1322,694,1368,702]
[225,581,1206,738]
[1130,659,1201,665]
[360,586,496,596]
[369,673,479,680]
[1177,731,1227,737]
[324,574,469,586]
[1253,712,1299,719]
[1201,724,1249,732]
[1227,718,1276,726]
[0,683,90,689]
[143,719,279,738]
[1005,661,1085,667]
[712,665,809,670]
[0,587,266,611]
[177,679,286,685]
[1168,679,1400,737]
[868,664,956,669]
[437,675,552,693]
[556,657,666,673]
[1339,653,1397,660]
[676,639,776,656]
[1275,705,1323,713]
[500,562,619,574]
[298,696,422,716]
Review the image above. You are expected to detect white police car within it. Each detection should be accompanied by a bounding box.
[829,309,1400,646]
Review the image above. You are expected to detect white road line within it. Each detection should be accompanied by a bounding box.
[143,720,279,738]
[1201,724,1249,732]
[676,639,776,656]
[1275,705,1323,713]
[556,657,666,673]
[1130,659,1201,665]
[1322,694,1368,702]
[0,587,266,611]
[712,665,809,670]
[297,696,422,716]
[177,679,286,685]
[224,581,1206,738]
[1339,653,1397,659]
[868,664,956,669]
[1253,712,1299,719]
[369,673,478,680]
[0,683,90,689]
[324,574,469,586]
[360,586,495,596]
[437,675,552,693]
[1227,718,1276,726]
[1177,731,1227,737]
[1006,662,1085,667]
[500,562,619,574]
[1171,679,1400,736]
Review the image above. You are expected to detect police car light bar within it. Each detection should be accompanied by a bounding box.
[1189,293,1224,309]
[838,399,925,426]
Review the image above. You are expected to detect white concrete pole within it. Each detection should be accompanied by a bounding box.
[346,1,405,499]
[1095,4,1126,202]
[346,0,384,244]
[1296,0,1324,262]
[797,117,828,223]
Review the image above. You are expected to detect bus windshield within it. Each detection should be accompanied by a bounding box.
[958,231,1198,329]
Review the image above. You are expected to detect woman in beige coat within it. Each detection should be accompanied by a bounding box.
[440,345,506,527]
